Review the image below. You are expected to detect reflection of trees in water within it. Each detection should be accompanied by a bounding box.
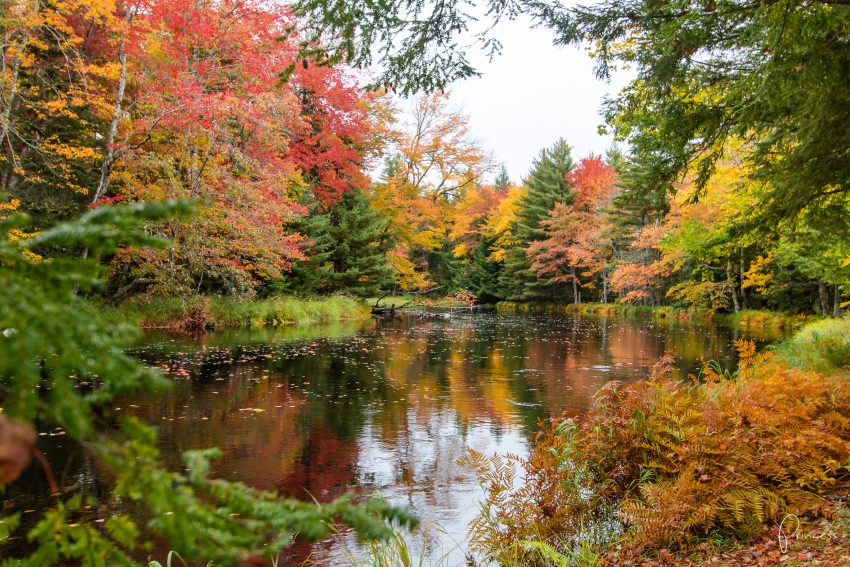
[124,315,782,509]
[9,313,775,566]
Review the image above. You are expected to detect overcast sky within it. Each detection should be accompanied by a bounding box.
[419,15,633,185]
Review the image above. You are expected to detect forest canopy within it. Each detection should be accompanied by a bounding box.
[2,0,846,311]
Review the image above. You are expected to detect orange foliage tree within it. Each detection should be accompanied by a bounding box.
[529,156,618,303]
[371,92,494,290]
[0,0,125,219]
[100,0,373,297]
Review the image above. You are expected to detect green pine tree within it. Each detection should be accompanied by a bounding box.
[500,139,575,301]
[457,237,504,302]
[286,190,397,297]
[604,149,670,241]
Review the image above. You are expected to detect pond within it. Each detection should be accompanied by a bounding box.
[6,311,786,565]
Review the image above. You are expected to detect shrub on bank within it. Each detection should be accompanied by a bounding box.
[464,341,850,564]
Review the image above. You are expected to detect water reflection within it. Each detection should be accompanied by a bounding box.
[4,312,785,565]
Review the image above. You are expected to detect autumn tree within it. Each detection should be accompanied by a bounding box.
[394,92,493,202]
[448,172,511,299]
[370,156,444,290]
[101,0,374,299]
[373,93,492,290]
[483,183,524,264]
[0,0,123,224]
[500,139,574,301]
[530,155,617,303]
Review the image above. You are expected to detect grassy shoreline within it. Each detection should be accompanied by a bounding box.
[102,294,371,330]
[104,294,824,333]
[495,301,818,331]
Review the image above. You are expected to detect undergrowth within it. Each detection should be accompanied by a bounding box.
[463,340,850,564]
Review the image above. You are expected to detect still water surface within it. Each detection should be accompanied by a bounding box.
[10,312,786,564]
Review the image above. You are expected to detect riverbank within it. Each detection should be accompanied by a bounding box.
[102,294,371,330]
[495,301,818,331]
[369,293,478,308]
[106,295,822,333]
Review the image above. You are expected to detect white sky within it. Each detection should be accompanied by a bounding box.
[424,16,633,185]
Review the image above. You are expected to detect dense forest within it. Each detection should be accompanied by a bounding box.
[2,0,846,315]
[2,0,850,564]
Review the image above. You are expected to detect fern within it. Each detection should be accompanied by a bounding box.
[464,340,850,562]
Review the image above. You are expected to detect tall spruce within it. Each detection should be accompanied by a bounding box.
[605,150,669,240]
[286,190,396,297]
[500,139,575,301]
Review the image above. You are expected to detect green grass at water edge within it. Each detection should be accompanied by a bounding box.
[212,295,369,327]
[773,316,850,372]
[101,295,197,328]
[496,302,817,330]
[496,301,697,319]
[103,294,370,329]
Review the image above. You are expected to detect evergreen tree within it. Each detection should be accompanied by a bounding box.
[494,165,510,194]
[605,150,670,240]
[458,238,504,302]
[500,139,575,301]
[286,190,396,297]
[419,237,464,293]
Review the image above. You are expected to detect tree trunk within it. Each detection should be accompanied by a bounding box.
[727,259,740,312]
[818,279,830,316]
[0,29,32,192]
[0,30,29,147]
[834,284,841,317]
[82,36,128,261]
[739,248,749,309]
[571,267,579,304]
[91,40,127,206]
[602,269,608,304]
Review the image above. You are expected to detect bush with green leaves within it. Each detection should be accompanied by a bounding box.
[0,201,415,566]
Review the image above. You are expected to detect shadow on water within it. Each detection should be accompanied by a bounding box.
[2,311,787,565]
